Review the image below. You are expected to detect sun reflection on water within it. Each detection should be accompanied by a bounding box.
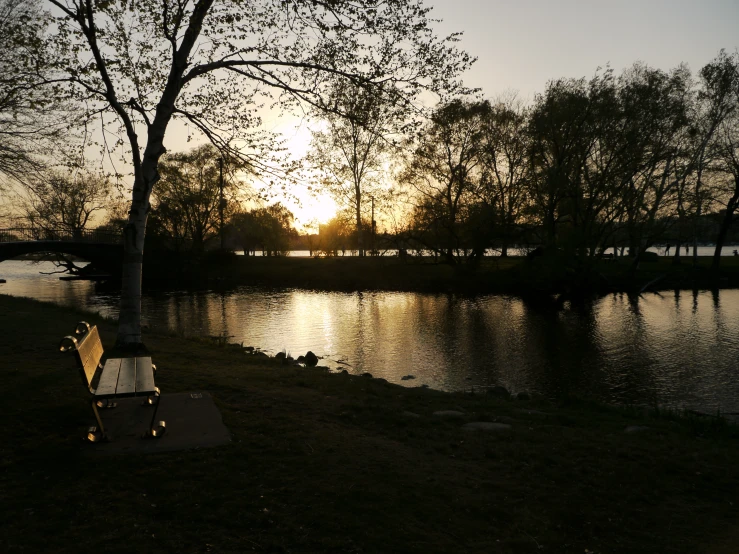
[3,260,739,414]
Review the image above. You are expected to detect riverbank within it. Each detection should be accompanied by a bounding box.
[142,253,739,296]
[2,294,739,553]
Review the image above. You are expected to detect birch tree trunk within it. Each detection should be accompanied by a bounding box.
[116,199,147,349]
[116,152,165,348]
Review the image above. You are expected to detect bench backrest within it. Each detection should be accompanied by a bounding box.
[59,322,104,393]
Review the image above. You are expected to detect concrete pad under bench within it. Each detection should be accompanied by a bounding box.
[84,391,231,455]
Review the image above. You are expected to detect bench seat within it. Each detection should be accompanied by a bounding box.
[95,356,157,399]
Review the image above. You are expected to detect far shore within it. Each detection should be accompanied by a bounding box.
[6,250,739,297]
[2,293,739,553]
[135,253,739,297]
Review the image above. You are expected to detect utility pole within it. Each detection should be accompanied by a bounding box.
[219,157,224,250]
[371,195,376,257]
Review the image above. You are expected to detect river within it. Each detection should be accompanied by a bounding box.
[2,259,738,415]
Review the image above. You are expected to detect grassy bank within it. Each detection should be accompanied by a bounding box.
[2,293,739,553]
[142,253,739,296]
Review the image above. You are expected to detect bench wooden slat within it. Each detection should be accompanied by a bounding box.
[116,357,137,396]
[78,326,104,387]
[96,357,121,397]
[135,357,156,394]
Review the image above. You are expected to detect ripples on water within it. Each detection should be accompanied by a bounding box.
[2,260,738,414]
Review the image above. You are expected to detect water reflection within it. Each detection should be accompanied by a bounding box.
[2,260,739,413]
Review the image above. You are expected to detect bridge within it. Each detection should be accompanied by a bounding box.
[0,227,124,276]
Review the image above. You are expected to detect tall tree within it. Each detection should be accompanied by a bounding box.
[19,169,111,236]
[477,95,530,256]
[526,77,592,250]
[401,99,488,263]
[43,0,472,348]
[571,69,657,261]
[0,0,63,184]
[615,64,692,263]
[149,144,244,252]
[681,50,738,266]
[709,53,739,269]
[525,65,693,264]
[231,203,295,256]
[307,82,397,257]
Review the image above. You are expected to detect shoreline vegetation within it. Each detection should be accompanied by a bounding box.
[2,294,739,553]
[134,252,739,297]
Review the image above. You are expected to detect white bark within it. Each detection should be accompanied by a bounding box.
[115,132,170,347]
[116,213,145,346]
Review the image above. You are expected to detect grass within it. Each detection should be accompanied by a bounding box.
[2,293,739,553]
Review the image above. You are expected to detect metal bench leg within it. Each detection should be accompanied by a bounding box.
[87,400,107,442]
[146,391,166,438]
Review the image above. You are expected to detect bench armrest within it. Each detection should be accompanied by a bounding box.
[59,321,92,352]
[59,335,78,352]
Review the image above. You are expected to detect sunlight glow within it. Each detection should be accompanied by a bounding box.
[288,192,338,230]
[276,117,339,229]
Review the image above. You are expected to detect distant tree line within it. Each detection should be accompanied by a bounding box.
[2,0,737,274]
[307,51,739,270]
[13,49,739,269]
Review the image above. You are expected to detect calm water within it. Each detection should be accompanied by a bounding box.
[2,260,739,414]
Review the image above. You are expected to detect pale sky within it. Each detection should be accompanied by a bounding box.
[430,0,739,101]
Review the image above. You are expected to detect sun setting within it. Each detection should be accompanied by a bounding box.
[275,118,339,228]
[284,189,339,230]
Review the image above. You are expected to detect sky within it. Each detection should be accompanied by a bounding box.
[277,0,739,227]
[8,1,735,229]
[430,0,738,100]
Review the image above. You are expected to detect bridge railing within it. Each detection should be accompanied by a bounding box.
[0,227,123,244]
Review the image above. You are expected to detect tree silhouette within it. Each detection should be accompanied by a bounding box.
[231,203,295,257]
[478,95,530,257]
[42,0,473,348]
[307,82,398,257]
[401,99,488,263]
[0,0,66,184]
[150,145,245,252]
[20,169,111,237]
[707,51,739,269]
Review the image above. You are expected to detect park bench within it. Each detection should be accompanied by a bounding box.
[59,321,165,442]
